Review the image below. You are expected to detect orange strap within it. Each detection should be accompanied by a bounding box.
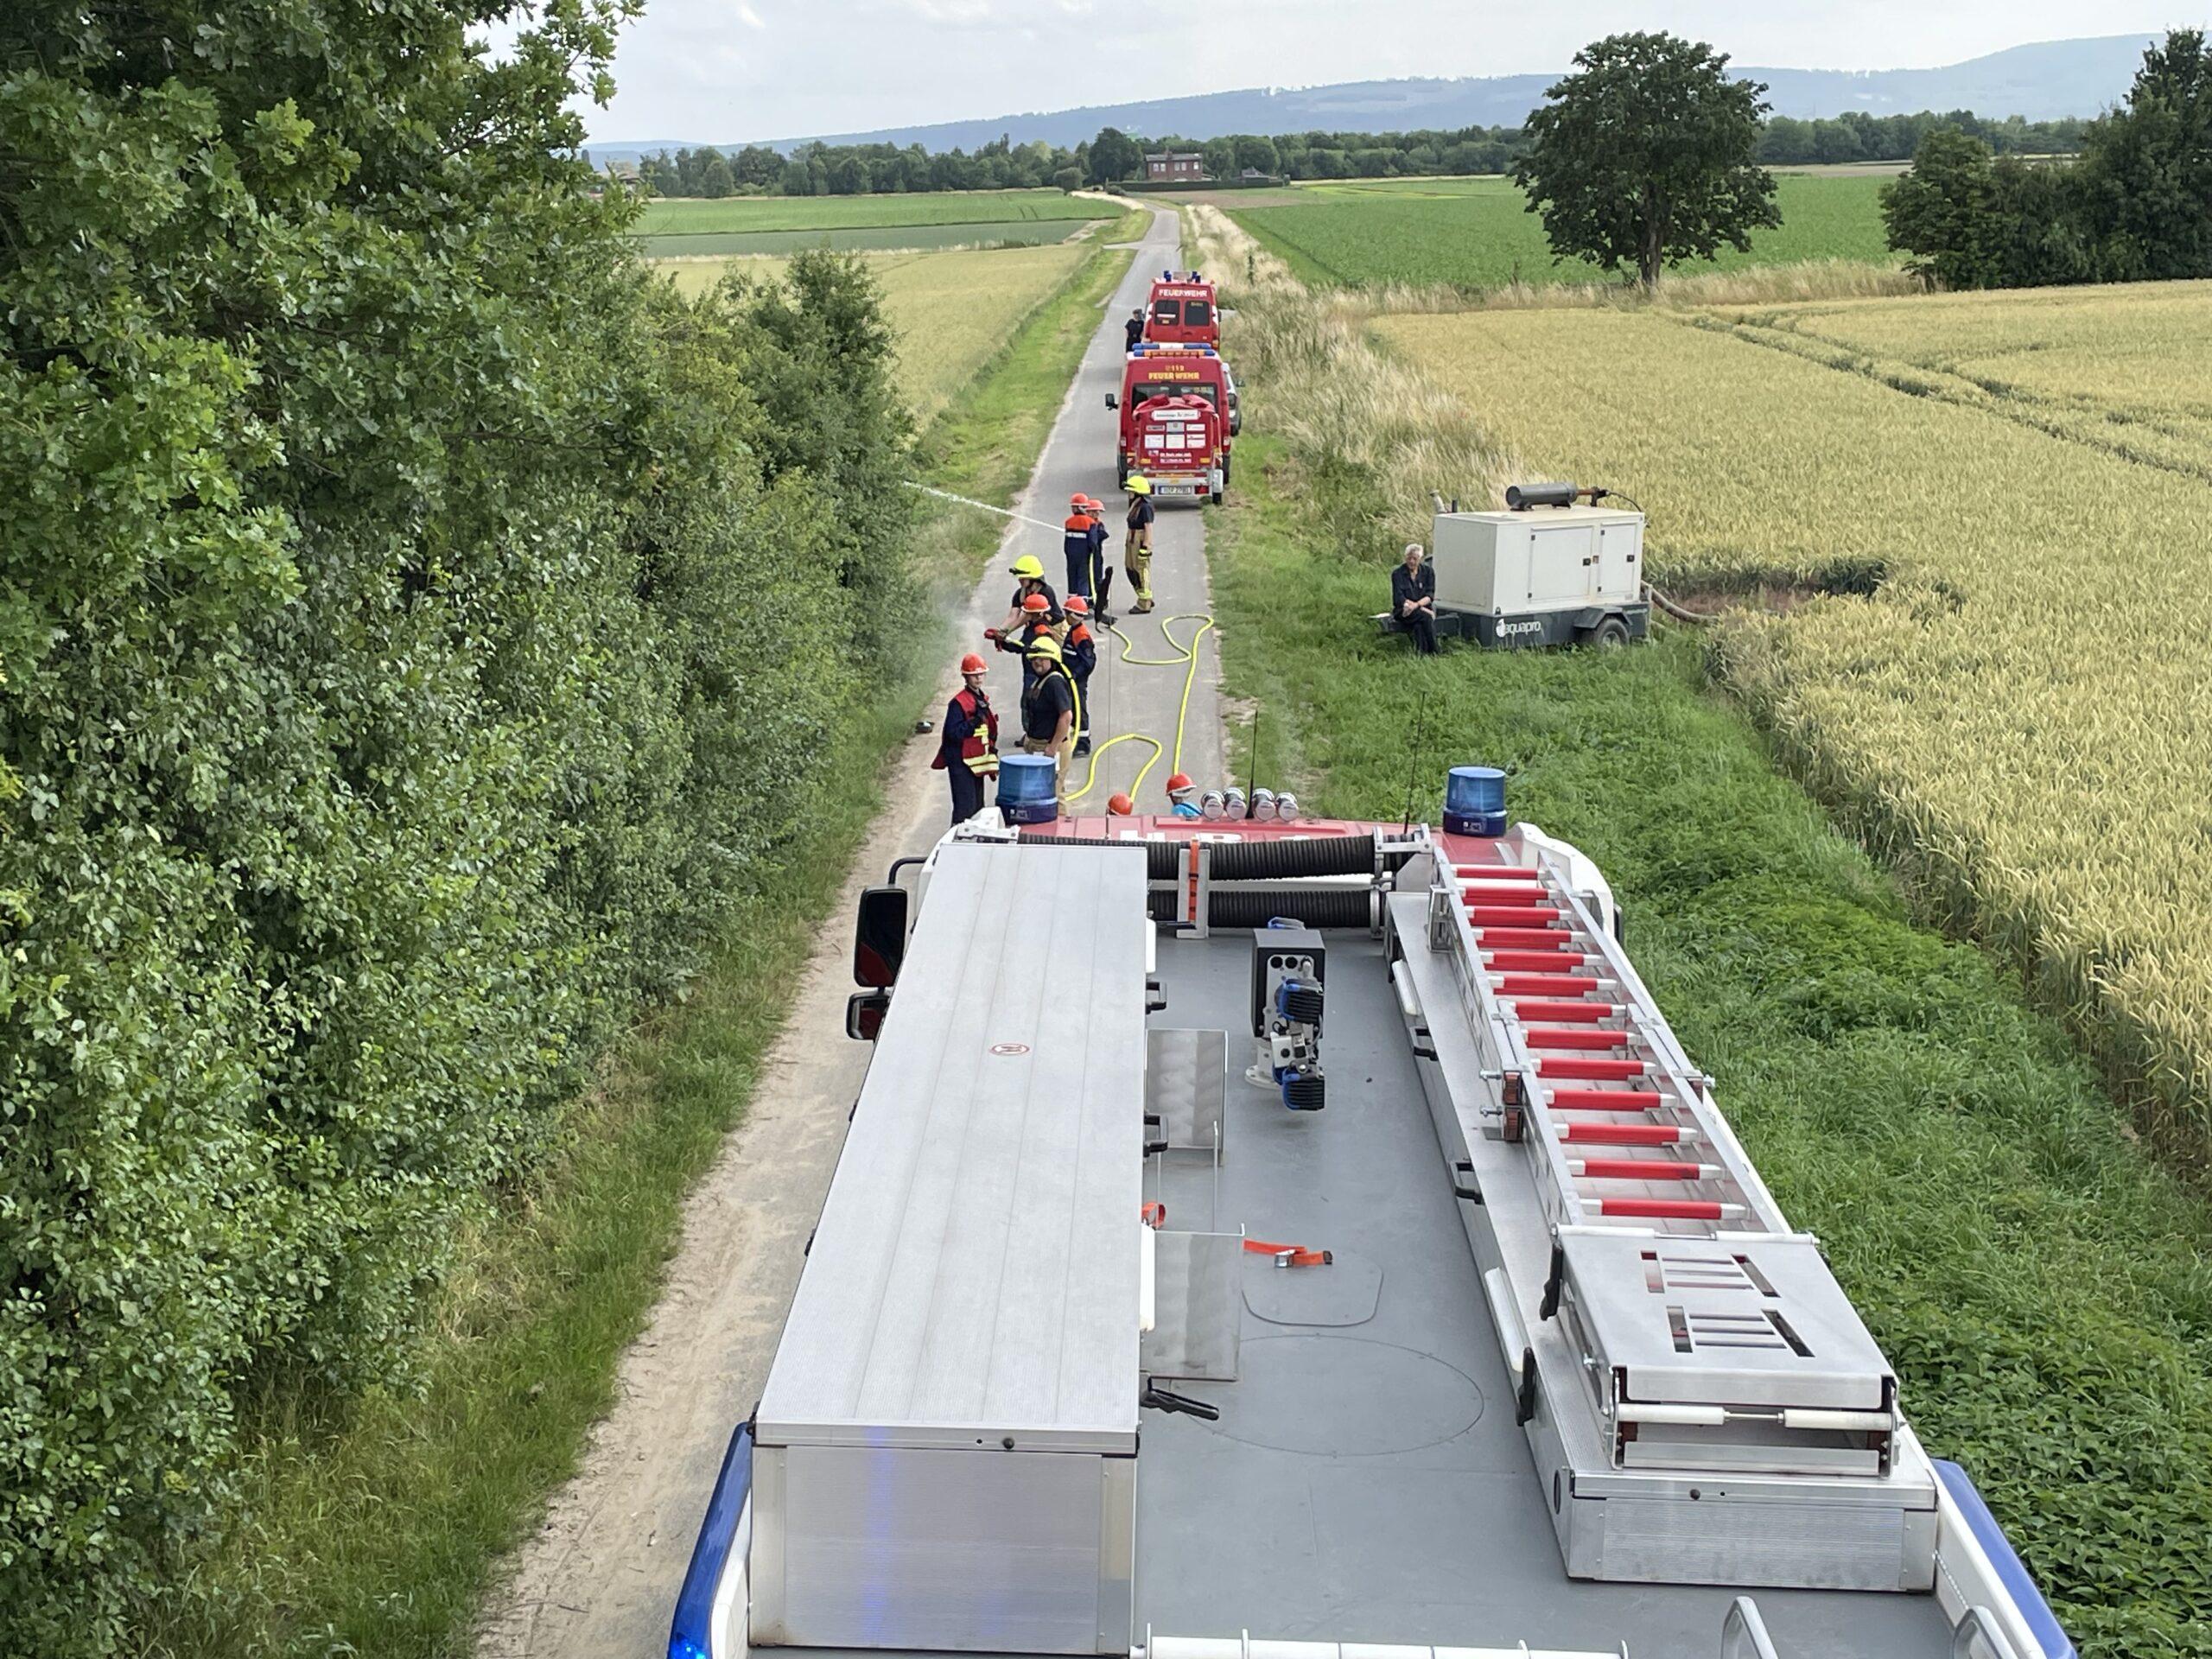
[1243,1237,1332,1268]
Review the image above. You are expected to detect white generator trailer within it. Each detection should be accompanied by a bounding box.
[1426,481,1650,650]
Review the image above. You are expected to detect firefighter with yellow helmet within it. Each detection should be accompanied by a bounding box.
[1123,477,1156,613]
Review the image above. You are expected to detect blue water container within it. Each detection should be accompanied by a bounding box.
[997,753,1060,824]
[1444,766,1507,836]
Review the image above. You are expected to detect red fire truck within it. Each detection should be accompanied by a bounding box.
[1107,344,1232,503]
[1141,270,1219,348]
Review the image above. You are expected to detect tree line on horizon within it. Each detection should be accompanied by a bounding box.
[613,106,2086,200]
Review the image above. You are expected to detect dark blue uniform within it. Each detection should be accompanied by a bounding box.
[1064,620,1096,750]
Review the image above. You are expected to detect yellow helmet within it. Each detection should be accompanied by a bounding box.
[1024,635,1064,662]
[1009,555,1046,579]
[1126,476,1152,496]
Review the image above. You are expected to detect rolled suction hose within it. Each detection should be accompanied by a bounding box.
[1207,835,1376,880]
[1206,889,1374,929]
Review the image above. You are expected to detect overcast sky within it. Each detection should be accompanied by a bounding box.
[565,2,2184,144]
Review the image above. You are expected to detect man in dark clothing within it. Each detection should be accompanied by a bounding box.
[1080,495,1115,620]
[931,652,999,823]
[1125,308,1145,351]
[1062,595,1097,754]
[1020,635,1078,798]
[1392,541,1439,655]
[1124,480,1157,613]
[1062,493,1096,600]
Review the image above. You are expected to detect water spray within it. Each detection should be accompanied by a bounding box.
[903,481,1064,534]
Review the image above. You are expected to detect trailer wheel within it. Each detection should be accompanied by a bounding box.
[1583,616,1631,650]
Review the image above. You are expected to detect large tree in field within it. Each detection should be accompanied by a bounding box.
[1088,126,1143,184]
[1515,33,1779,286]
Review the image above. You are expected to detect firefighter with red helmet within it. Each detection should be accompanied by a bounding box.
[1062,594,1097,755]
[932,652,999,823]
[1080,495,1115,620]
[1063,493,1097,602]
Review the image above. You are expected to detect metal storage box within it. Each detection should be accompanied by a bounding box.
[751,843,1149,1655]
[1432,505,1643,614]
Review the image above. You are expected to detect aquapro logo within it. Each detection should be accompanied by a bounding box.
[1497,620,1543,637]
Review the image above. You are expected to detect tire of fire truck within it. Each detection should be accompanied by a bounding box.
[1211,488,1225,506]
[1580,615,1632,650]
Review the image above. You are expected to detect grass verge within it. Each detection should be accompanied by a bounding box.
[1210,434,2212,1657]
[136,229,1142,1659]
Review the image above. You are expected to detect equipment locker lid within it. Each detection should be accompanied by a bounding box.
[755,843,1147,1455]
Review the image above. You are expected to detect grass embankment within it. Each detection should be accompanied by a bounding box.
[634,189,1105,257]
[137,230,1142,1659]
[1211,435,2212,1657]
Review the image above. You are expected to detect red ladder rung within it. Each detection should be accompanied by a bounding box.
[1569,1159,1721,1182]
[1509,1000,1619,1023]
[1453,865,1544,882]
[1468,905,1563,925]
[1495,973,1604,998]
[1556,1122,1690,1146]
[1486,950,1593,972]
[1539,1056,1647,1077]
[1524,1028,1630,1050]
[1459,887,1547,906]
[1595,1198,1743,1221]
[1473,927,1573,949]
[1546,1087,1664,1110]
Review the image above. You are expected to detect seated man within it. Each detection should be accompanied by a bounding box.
[1391,541,1439,655]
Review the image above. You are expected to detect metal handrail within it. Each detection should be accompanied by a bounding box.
[1720,1596,1779,1659]
[1953,1605,2025,1659]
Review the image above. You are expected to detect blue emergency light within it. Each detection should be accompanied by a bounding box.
[1444,766,1508,836]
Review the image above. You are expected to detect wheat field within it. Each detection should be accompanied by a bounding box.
[656,242,1093,423]
[1375,288,2212,1144]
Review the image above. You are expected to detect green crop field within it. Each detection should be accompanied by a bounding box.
[635,188,1098,236]
[1227,174,1892,289]
[637,219,1095,257]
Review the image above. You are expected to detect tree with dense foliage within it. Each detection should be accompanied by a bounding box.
[1881,30,2212,289]
[1881,126,2003,287]
[1088,125,1143,184]
[1515,32,1780,286]
[0,2,912,1651]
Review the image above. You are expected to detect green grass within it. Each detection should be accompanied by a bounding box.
[1211,434,2212,1658]
[634,188,1097,236]
[1228,174,1892,289]
[637,219,1097,257]
[134,231,1143,1659]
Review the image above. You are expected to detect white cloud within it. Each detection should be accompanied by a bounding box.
[735,1,766,27]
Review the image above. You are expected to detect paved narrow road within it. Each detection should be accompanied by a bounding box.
[476,207,1226,1658]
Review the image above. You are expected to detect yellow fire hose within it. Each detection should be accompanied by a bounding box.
[1064,613,1216,805]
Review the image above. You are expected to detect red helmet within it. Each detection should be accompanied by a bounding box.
[1022,593,1051,613]
[1081,495,1103,511]
[1070,492,1086,507]
[1107,791,1135,815]
[1166,772,1195,796]
[959,652,987,675]
[1064,594,1090,615]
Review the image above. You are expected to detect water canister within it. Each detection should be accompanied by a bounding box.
[1444,766,1507,837]
[997,753,1059,824]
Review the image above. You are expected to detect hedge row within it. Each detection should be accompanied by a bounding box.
[0,4,912,1650]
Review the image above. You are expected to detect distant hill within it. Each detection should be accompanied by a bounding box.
[584,34,2154,162]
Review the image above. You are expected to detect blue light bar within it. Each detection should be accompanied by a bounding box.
[668,1421,754,1659]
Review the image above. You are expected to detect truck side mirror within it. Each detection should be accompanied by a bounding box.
[1103,392,1118,410]
[853,885,909,988]
[845,989,890,1042]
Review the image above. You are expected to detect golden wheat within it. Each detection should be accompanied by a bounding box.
[1376,292,2212,1141]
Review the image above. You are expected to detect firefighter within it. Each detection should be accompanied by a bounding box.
[989,592,1058,682]
[1125,308,1145,351]
[1165,771,1201,818]
[931,652,999,823]
[999,554,1060,635]
[1020,634,1079,796]
[1124,476,1157,613]
[1081,494,1116,620]
[1062,594,1097,755]
[1062,493,1097,601]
